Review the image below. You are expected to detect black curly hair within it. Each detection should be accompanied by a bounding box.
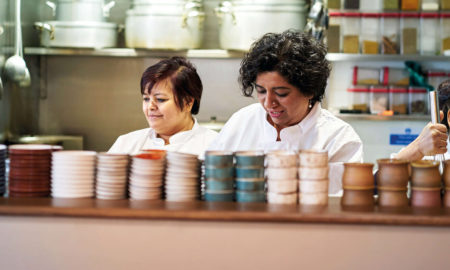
[239,30,331,104]
[438,79,450,130]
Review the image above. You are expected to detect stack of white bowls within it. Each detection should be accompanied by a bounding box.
[129,151,166,200]
[51,151,97,198]
[266,150,298,204]
[298,150,329,205]
[96,153,129,200]
[165,151,201,202]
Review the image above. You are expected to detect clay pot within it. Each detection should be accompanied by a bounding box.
[410,188,442,207]
[377,158,409,188]
[377,189,409,207]
[341,189,375,207]
[410,160,441,188]
[444,191,450,208]
[443,160,450,187]
[342,163,375,188]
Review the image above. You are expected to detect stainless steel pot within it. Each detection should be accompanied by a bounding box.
[215,0,308,51]
[35,21,118,48]
[46,0,116,22]
[125,1,205,49]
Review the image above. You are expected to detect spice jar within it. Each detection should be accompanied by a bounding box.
[383,0,399,10]
[410,160,441,188]
[353,66,380,85]
[370,86,389,114]
[443,0,450,10]
[347,86,370,112]
[401,13,420,54]
[409,86,428,114]
[401,0,419,10]
[342,12,361,54]
[381,13,400,54]
[427,70,447,91]
[327,0,341,9]
[360,0,382,11]
[360,13,380,54]
[420,13,440,55]
[327,12,343,53]
[389,86,408,114]
[342,163,374,188]
[382,67,410,85]
[344,0,360,9]
[421,0,440,10]
[441,13,450,56]
[377,159,409,188]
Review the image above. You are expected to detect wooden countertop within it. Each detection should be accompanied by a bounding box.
[1,197,450,226]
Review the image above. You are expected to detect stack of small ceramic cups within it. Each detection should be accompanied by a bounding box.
[298,150,329,206]
[204,151,234,202]
[341,162,375,207]
[0,145,6,195]
[96,153,129,200]
[51,151,97,198]
[266,150,298,205]
[376,159,409,207]
[410,160,441,207]
[235,151,265,203]
[165,151,201,202]
[129,150,166,200]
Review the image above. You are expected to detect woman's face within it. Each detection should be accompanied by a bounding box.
[255,71,313,130]
[142,79,193,136]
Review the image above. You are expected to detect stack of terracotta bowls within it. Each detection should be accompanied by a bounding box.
[96,153,129,200]
[9,144,54,197]
[298,150,329,206]
[376,159,409,207]
[204,151,234,202]
[165,151,201,202]
[0,145,6,195]
[235,151,265,203]
[51,151,97,198]
[266,150,298,205]
[342,163,375,206]
[410,160,441,207]
[443,160,450,207]
[129,150,166,200]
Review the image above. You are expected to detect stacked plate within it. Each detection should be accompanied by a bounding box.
[266,150,298,205]
[96,153,129,200]
[129,150,166,200]
[165,151,201,202]
[51,151,97,198]
[298,150,329,206]
[8,144,53,197]
[0,145,6,195]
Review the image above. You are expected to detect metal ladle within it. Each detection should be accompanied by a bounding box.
[3,0,31,88]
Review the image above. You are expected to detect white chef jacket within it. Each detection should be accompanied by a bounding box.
[208,103,364,194]
[108,118,218,158]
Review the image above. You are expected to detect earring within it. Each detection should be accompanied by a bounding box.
[308,100,313,109]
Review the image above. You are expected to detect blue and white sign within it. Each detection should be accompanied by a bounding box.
[389,127,420,146]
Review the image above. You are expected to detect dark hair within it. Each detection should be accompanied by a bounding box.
[438,80,450,130]
[140,56,203,114]
[239,30,331,104]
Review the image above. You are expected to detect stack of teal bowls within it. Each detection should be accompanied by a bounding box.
[204,151,234,201]
[235,151,265,203]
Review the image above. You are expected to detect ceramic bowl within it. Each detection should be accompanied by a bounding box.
[410,188,442,207]
[341,189,375,207]
[235,167,264,178]
[444,191,450,208]
[235,178,265,191]
[204,190,234,202]
[266,167,297,180]
[299,179,328,193]
[265,150,297,168]
[377,158,409,188]
[298,166,328,180]
[205,166,234,179]
[204,151,234,167]
[298,192,328,205]
[377,189,409,207]
[442,160,450,188]
[205,179,235,191]
[298,149,328,168]
[342,163,375,188]
[411,160,441,188]
[235,150,265,167]
[267,192,297,205]
[267,179,297,193]
[235,190,265,203]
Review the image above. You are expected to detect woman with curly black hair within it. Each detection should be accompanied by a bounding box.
[209,30,363,194]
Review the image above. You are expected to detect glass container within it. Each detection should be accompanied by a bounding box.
[342,12,361,53]
[361,13,380,54]
[382,67,410,85]
[442,13,450,56]
[381,12,400,54]
[401,12,420,54]
[443,0,450,10]
[344,0,360,9]
[420,13,440,55]
[327,0,342,9]
[383,0,399,10]
[327,12,343,53]
[421,0,440,10]
[353,66,381,85]
[409,86,428,114]
[347,85,370,112]
[370,86,389,114]
[389,86,408,114]
[427,70,447,91]
[401,0,420,10]
[360,0,382,11]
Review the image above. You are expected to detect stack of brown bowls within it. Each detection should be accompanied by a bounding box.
[8,144,54,197]
[342,163,375,206]
[443,160,450,207]
[376,159,409,207]
[410,160,441,207]
[298,150,329,206]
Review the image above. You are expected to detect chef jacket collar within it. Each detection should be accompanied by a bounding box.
[147,118,199,145]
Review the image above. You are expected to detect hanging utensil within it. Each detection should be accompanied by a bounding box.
[3,0,31,87]
[429,90,445,169]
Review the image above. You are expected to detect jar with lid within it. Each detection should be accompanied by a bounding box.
[389,86,408,114]
[383,0,399,10]
[409,86,428,114]
[381,13,400,54]
[441,13,450,56]
[360,13,380,54]
[382,67,410,85]
[427,70,447,90]
[420,13,440,55]
[360,0,382,11]
[402,0,419,10]
[342,12,361,54]
[353,66,380,85]
[327,12,343,53]
[370,86,389,114]
[443,0,450,10]
[401,13,420,54]
[327,0,342,9]
[344,0,360,9]
[347,86,370,112]
[421,0,439,10]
